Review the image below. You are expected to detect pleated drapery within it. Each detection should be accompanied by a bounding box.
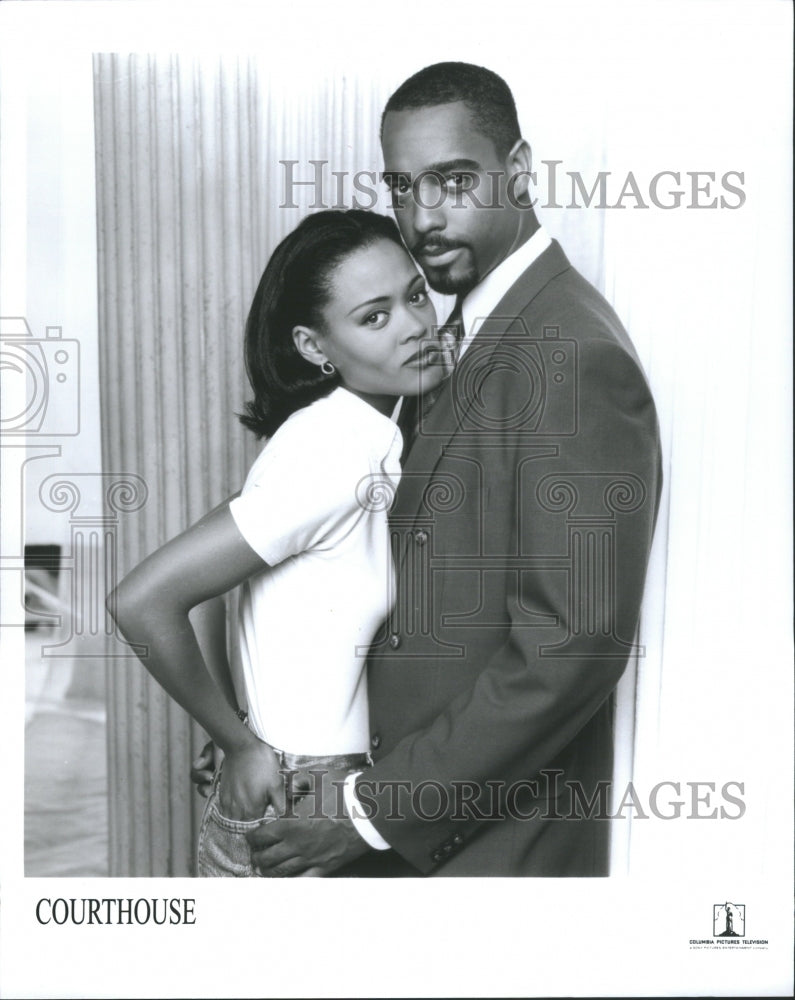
[95,54,269,875]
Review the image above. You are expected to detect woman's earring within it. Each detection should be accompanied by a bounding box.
[321,361,336,376]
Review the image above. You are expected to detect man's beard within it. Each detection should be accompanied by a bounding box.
[414,240,479,296]
[425,264,478,296]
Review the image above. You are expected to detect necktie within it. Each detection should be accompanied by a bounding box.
[399,301,463,462]
[425,300,463,414]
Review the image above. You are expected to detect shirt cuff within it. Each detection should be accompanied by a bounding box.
[343,771,390,851]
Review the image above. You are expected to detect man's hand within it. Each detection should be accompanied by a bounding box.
[246,769,371,877]
[190,740,220,798]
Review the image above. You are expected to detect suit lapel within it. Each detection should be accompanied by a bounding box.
[391,239,572,534]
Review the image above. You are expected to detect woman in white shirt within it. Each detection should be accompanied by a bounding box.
[109,210,445,876]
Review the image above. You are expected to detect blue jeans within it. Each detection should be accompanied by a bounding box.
[196,744,373,877]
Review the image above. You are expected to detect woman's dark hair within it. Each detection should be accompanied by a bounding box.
[239,209,403,438]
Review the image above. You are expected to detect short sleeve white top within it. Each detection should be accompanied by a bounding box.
[228,387,402,755]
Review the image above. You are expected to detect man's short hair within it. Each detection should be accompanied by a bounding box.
[381,62,521,159]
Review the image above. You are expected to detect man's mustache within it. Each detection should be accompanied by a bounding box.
[412,237,469,257]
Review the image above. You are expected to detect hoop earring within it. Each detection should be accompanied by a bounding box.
[321,361,335,376]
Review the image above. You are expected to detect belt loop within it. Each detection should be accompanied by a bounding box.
[263,737,287,769]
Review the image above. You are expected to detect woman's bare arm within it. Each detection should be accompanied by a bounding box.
[190,598,237,712]
[107,500,283,819]
[189,493,241,714]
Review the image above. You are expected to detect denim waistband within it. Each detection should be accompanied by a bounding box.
[267,744,373,772]
[237,712,373,772]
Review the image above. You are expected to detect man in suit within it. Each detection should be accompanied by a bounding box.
[248,62,662,876]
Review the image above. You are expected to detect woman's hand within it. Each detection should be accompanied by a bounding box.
[288,765,352,810]
[217,738,285,821]
[191,740,221,798]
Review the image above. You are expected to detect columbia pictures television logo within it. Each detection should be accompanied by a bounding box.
[713,901,745,937]
[0,317,80,436]
[690,900,768,950]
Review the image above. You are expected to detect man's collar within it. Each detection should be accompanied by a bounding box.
[458,226,553,359]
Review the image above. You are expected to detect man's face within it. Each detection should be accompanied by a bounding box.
[381,101,522,296]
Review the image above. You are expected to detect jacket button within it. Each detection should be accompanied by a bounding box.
[452,833,464,846]
[388,633,401,649]
[442,843,453,856]
[370,733,381,749]
[431,849,443,863]
[414,529,429,545]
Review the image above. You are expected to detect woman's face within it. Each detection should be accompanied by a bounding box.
[311,238,444,409]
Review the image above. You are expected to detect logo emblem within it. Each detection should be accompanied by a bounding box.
[713,901,745,937]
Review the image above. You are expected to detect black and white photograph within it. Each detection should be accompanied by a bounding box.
[0,1,792,997]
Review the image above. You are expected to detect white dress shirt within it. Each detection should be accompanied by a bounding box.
[458,224,552,359]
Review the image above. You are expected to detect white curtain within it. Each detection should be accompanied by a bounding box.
[95,54,269,874]
[596,31,791,877]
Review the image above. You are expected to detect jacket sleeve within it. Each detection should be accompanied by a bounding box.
[356,334,663,873]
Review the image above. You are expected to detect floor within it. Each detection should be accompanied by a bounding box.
[24,628,109,877]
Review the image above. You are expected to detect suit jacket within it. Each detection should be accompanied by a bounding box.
[352,239,662,876]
